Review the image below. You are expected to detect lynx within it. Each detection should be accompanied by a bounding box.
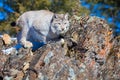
[14,10,70,48]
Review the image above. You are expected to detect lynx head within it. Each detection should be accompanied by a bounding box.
[51,13,70,35]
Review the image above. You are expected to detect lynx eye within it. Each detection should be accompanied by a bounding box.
[64,22,67,24]
[57,23,61,25]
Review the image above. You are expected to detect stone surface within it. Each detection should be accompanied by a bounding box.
[0,16,120,80]
[2,34,11,45]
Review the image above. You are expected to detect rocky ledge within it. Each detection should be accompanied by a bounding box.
[0,16,120,80]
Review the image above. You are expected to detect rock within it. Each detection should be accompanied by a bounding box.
[0,53,9,79]
[2,34,11,45]
[23,62,30,71]
[0,15,120,80]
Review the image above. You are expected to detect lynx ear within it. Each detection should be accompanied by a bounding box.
[64,13,69,19]
[53,14,59,19]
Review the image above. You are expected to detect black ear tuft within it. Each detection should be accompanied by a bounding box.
[11,21,16,27]
[0,76,3,80]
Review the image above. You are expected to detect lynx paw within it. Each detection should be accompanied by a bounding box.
[59,38,65,44]
[23,41,33,48]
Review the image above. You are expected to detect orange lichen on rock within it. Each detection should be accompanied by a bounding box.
[89,60,96,68]
[99,30,113,58]
[117,53,120,58]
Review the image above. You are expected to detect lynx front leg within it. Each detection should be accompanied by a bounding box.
[19,26,33,48]
[20,38,33,48]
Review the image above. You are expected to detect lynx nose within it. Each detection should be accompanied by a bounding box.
[62,28,64,31]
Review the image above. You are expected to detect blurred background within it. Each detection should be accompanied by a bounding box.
[0,0,120,36]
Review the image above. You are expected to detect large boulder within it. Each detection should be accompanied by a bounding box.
[0,16,120,80]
